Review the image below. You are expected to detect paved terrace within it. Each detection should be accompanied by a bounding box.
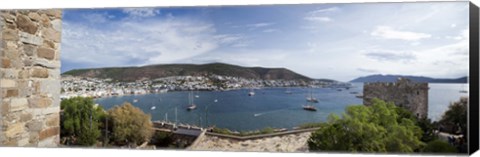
[187,128,319,152]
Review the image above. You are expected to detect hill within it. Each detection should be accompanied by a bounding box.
[62,63,313,82]
[350,74,467,83]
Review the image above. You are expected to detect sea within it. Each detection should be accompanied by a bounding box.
[95,83,469,131]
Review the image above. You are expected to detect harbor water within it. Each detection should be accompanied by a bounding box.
[95,83,468,131]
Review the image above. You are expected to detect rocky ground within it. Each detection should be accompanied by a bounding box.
[189,132,312,152]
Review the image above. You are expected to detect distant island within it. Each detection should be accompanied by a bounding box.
[350,74,468,83]
[63,62,320,82]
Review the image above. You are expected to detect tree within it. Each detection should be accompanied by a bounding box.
[422,140,457,153]
[308,99,425,153]
[60,97,103,146]
[108,102,154,146]
[439,97,468,135]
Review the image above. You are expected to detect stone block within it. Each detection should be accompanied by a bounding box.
[0,79,16,88]
[2,29,18,41]
[3,69,18,79]
[33,59,60,69]
[20,113,33,122]
[5,123,25,138]
[16,14,38,34]
[28,107,60,117]
[17,137,29,146]
[42,27,61,42]
[39,14,51,27]
[6,89,18,97]
[38,135,58,147]
[43,40,55,49]
[46,114,59,127]
[1,58,11,68]
[18,69,30,79]
[44,10,62,19]
[19,31,43,46]
[29,132,39,144]
[28,96,52,108]
[9,98,28,112]
[31,68,48,78]
[27,120,44,132]
[28,12,41,21]
[39,127,59,141]
[37,47,55,60]
[51,19,61,31]
[23,44,37,56]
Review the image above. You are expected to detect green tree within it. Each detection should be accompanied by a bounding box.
[60,97,103,146]
[439,97,468,135]
[422,140,457,153]
[108,102,154,146]
[308,99,425,153]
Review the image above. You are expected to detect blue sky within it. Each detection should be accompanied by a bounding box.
[61,2,469,82]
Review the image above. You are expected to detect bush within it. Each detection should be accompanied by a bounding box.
[108,102,154,146]
[422,140,457,153]
[60,97,104,146]
[308,99,425,153]
[150,131,174,147]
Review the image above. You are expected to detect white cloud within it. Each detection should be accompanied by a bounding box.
[262,29,278,33]
[122,8,160,18]
[246,22,274,28]
[304,16,331,22]
[310,7,340,14]
[303,7,339,23]
[81,13,112,23]
[370,26,432,41]
[62,16,246,68]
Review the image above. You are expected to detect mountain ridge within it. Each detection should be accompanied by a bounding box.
[350,74,468,83]
[62,62,318,82]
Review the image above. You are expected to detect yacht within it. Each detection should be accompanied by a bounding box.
[303,105,317,111]
[306,88,319,103]
[248,88,255,96]
[187,91,197,111]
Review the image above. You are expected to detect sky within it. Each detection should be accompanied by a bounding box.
[61,2,469,82]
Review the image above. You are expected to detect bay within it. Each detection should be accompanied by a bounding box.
[95,83,468,131]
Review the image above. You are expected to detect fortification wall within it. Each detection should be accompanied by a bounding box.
[0,10,62,147]
[363,78,429,118]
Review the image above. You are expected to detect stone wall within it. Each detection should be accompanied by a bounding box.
[363,78,429,118]
[0,10,62,147]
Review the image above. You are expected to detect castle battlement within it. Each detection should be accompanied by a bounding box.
[363,77,429,118]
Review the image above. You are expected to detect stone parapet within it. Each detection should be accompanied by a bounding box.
[0,9,62,147]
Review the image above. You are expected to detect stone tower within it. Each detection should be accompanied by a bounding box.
[0,10,62,147]
[363,78,429,118]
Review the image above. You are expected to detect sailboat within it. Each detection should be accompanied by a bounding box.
[303,101,317,111]
[306,88,319,103]
[187,91,197,111]
[248,88,255,96]
[285,88,293,94]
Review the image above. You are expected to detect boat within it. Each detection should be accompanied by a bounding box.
[355,94,363,98]
[133,99,138,103]
[306,88,319,103]
[285,89,293,94]
[187,91,197,111]
[248,88,255,96]
[151,106,156,110]
[302,105,317,111]
[214,99,218,103]
[350,91,359,94]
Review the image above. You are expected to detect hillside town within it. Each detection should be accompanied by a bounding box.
[60,75,343,99]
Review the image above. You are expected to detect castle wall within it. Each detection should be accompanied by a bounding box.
[0,10,62,147]
[363,78,429,118]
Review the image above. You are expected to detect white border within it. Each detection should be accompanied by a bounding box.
[1,0,477,157]
[0,0,472,9]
